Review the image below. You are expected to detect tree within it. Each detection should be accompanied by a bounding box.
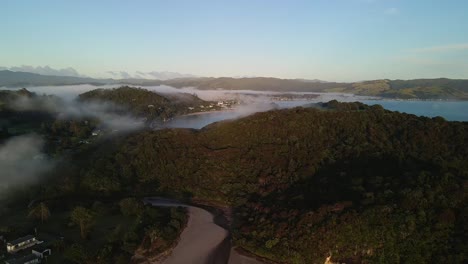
[64,243,89,263]
[28,202,50,223]
[119,198,143,216]
[70,207,95,239]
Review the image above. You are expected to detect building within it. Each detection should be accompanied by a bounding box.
[31,244,52,259]
[4,253,41,264]
[6,235,39,254]
[91,129,101,136]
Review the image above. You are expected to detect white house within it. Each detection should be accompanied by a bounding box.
[91,129,101,136]
[6,235,39,253]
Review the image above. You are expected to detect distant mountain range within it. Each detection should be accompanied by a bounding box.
[1,70,468,100]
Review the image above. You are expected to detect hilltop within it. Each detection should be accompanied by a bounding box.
[80,102,468,263]
[1,99,467,262]
[78,86,220,121]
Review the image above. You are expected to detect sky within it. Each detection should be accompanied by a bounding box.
[1,0,468,81]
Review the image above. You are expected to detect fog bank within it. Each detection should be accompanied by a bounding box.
[9,93,144,132]
[0,134,53,194]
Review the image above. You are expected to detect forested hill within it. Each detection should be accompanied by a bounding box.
[78,86,212,120]
[0,70,113,86]
[162,77,468,99]
[82,101,468,263]
[2,70,468,100]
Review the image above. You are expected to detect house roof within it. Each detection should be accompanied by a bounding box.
[31,243,51,252]
[5,254,40,264]
[7,235,35,246]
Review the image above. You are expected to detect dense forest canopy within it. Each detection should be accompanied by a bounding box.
[79,86,215,121]
[1,85,467,263]
[80,101,468,263]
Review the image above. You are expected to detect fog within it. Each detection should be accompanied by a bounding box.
[8,92,144,132]
[0,134,53,195]
[3,84,368,103]
[5,84,467,132]
[2,84,121,101]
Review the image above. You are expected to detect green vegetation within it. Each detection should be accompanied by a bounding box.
[0,89,56,141]
[70,206,95,239]
[0,198,187,263]
[164,77,468,100]
[28,202,51,223]
[81,101,467,263]
[1,84,467,263]
[0,87,191,263]
[79,86,218,121]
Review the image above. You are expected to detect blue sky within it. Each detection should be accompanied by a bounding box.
[2,0,468,81]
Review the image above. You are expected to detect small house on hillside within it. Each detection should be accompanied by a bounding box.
[6,235,40,253]
[31,244,52,259]
[4,253,41,264]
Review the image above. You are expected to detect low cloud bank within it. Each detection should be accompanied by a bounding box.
[5,84,376,132]
[0,134,53,194]
[9,94,144,132]
[0,65,85,77]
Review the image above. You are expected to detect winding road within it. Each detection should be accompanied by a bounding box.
[143,197,264,264]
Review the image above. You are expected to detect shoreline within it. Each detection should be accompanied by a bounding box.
[143,197,270,264]
[182,108,237,117]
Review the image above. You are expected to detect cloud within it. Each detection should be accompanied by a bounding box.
[2,65,87,77]
[119,71,132,79]
[103,70,197,80]
[384,7,399,15]
[0,134,54,195]
[412,43,468,53]
[106,71,120,77]
[8,93,144,132]
[146,71,196,80]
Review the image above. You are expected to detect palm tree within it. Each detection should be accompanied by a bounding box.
[70,207,95,239]
[28,202,50,223]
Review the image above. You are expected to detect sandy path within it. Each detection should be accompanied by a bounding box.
[144,197,265,264]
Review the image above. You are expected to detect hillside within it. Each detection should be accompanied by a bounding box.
[163,77,468,99]
[162,77,350,92]
[329,79,468,100]
[2,70,468,100]
[78,86,216,121]
[0,70,115,87]
[80,102,468,263]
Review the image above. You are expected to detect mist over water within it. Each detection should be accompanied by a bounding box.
[4,85,468,132]
[1,85,466,194]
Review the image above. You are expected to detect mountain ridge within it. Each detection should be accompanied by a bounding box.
[1,70,468,100]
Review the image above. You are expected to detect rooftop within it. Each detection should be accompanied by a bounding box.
[7,235,35,246]
[5,254,40,264]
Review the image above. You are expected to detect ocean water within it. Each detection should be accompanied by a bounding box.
[275,99,468,122]
[163,99,467,130]
[361,100,468,122]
